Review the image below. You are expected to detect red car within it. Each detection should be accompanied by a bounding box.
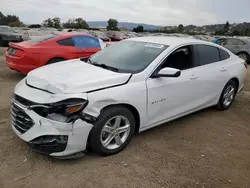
[6,32,103,74]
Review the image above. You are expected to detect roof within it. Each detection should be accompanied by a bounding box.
[56,31,93,37]
[127,36,210,46]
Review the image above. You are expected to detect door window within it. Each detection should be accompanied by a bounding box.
[225,39,239,45]
[72,35,101,48]
[195,44,220,66]
[57,38,74,46]
[160,45,195,70]
[238,40,246,45]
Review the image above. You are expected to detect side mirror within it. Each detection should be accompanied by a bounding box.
[152,67,181,78]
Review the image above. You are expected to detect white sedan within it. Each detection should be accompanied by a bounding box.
[11,37,247,158]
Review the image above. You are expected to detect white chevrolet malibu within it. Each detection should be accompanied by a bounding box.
[11,37,247,158]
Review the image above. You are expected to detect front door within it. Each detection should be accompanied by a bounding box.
[146,45,202,126]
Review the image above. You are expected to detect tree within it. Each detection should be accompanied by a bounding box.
[107,19,118,30]
[62,18,89,29]
[42,18,54,27]
[242,28,250,36]
[0,12,23,27]
[74,18,89,29]
[178,24,184,32]
[232,30,240,36]
[52,17,61,28]
[28,24,41,28]
[224,21,230,32]
[133,25,144,32]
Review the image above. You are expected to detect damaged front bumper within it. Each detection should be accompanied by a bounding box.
[11,101,93,158]
[11,79,94,158]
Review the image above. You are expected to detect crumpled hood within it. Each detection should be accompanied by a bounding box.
[26,59,131,94]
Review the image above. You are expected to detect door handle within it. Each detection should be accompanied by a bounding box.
[220,67,227,72]
[189,75,198,80]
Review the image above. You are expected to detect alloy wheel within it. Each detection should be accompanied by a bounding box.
[223,85,235,107]
[100,116,131,150]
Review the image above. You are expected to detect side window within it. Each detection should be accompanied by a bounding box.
[161,45,194,70]
[238,40,246,45]
[219,48,230,61]
[72,35,101,48]
[225,39,238,45]
[57,38,74,46]
[195,44,220,66]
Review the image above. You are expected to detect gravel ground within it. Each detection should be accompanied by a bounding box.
[0,47,249,188]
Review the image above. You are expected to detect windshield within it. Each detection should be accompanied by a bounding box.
[28,34,59,43]
[89,41,168,73]
[0,27,14,33]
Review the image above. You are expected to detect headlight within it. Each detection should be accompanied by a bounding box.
[31,99,88,117]
[51,99,88,116]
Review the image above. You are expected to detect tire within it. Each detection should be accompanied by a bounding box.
[216,80,237,111]
[89,106,136,156]
[238,52,250,64]
[46,58,65,64]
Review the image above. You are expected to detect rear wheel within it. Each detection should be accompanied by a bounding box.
[216,80,237,110]
[238,52,249,64]
[89,106,135,156]
[46,58,65,64]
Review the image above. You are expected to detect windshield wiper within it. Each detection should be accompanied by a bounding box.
[92,63,119,72]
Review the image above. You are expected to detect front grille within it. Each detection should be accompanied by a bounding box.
[11,103,34,134]
[14,94,37,107]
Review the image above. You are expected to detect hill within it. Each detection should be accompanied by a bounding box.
[87,21,163,30]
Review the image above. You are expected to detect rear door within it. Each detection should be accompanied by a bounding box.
[72,35,101,58]
[193,44,231,105]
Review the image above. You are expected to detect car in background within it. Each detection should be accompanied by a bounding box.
[0,26,23,47]
[212,38,226,45]
[6,33,105,74]
[221,38,250,63]
[106,31,128,41]
[11,37,247,158]
[21,30,44,41]
[88,30,111,41]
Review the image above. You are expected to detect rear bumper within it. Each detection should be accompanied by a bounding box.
[6,53,38,74]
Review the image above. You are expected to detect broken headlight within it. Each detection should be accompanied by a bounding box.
[30,98,88,118]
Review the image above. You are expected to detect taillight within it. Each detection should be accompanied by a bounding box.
[14,49,24,57]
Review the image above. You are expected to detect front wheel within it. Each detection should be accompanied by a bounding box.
[89,106,136,156]
[216,80,237,110]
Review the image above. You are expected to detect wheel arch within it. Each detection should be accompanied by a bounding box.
[236,51,250,56]
[230,77,239,91]
[100,103,141,134]
[46,57,66,65]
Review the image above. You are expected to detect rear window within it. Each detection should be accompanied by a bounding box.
[28,34,59,43]
[57,38,74,46]
[219,48,230,61]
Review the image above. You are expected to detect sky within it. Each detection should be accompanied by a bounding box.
[2,0,250,26]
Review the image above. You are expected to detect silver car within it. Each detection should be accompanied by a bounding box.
[222,38,250,63]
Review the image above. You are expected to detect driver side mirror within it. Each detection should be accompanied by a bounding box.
[151,67,181,78]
